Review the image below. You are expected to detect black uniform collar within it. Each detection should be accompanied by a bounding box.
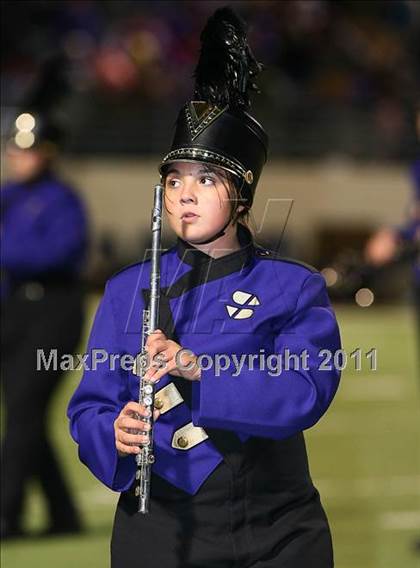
[23,168,54,188]
[163,223,255,299]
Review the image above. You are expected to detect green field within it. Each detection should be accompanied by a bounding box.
[2,299,419,568]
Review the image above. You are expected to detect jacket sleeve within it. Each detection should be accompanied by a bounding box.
[192,272,342,439]
[396,219,419,242]
[66,281,136,492]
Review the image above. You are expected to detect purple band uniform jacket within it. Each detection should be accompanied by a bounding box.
[1,171,88,297]
[67,224,341,496]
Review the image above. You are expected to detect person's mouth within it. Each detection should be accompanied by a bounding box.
[181,212,199,220]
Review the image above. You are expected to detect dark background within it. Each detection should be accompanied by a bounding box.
[2,0,419,159]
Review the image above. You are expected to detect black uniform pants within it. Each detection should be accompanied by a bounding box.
[111,444,334,568]
[1,282,84,531]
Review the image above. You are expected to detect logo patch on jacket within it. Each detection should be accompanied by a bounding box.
[226,290,260,319]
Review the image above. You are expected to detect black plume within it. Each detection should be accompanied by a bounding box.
[193,6,263,110]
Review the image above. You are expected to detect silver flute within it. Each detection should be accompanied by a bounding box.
[134,183,163,514]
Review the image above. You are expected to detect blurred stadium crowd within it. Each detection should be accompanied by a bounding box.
[2,0,419,158]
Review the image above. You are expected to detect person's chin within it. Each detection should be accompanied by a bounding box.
[178,223,214,243]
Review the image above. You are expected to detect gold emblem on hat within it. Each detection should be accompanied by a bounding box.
[245,170,254,184]
[186,102,228,141]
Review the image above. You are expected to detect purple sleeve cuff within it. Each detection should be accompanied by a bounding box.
[74,408,136,492]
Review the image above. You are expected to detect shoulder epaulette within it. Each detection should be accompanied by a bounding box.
[254,247,319,273]
[109,247,174,281]
[109,260,146,281]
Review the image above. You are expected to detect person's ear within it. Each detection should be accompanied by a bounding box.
[237,204,245,213]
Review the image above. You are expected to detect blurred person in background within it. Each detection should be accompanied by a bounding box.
[365,112,420,557]
[365,153,420,557]
[365,157,420,343]
[0,111,88,539]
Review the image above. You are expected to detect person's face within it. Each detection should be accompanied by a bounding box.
[163,161,242,243]
[5,144,49,183]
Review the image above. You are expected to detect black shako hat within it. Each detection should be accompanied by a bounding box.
[159,6,268,207]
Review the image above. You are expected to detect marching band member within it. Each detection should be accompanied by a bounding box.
[68,8,341,566]
[1,113,88,538]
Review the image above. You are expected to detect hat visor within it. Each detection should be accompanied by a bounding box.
[159,148,245,181]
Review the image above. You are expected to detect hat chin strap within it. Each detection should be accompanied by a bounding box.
[192,217,233,245]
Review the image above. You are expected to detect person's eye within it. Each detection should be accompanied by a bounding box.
[200,176,215,186]
[166,178,180,188]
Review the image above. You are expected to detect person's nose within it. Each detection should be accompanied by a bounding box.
[179,177,197,205]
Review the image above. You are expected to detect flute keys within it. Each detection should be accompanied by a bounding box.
[143,384,153,395]
[143,395,153,407]
[135,486,140,497]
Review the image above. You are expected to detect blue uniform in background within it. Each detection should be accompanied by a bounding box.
[399,159,420,290]
[68,223,341,567]
[1,170,87,295]
[1,169,88,537]
[398,218,420,289]
[399,159,420,376]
